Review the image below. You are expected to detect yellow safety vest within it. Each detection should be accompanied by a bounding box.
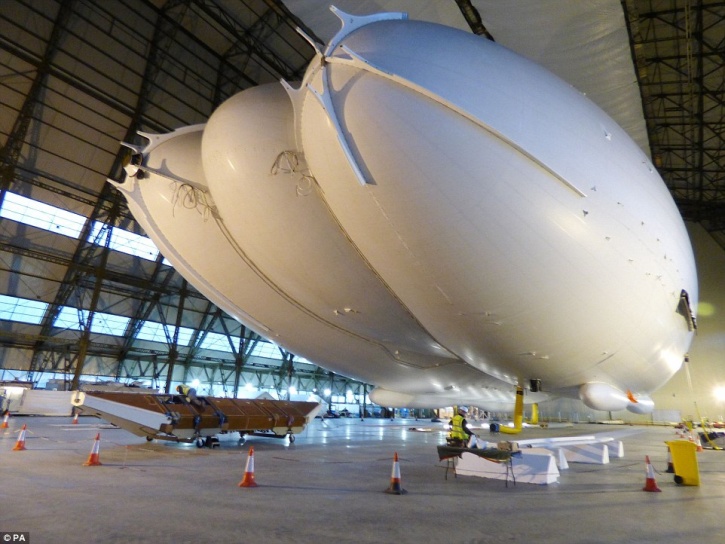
[178,385,190,396]
[449,414,468,440]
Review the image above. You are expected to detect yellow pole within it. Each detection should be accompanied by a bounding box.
[500,386,524,434]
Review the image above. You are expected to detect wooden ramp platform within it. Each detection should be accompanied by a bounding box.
[71,391,322,444]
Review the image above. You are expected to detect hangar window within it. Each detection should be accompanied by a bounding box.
[247,341,310,363]
[0,193,169,265]
[0,192,85,238]
[91,312,132,336]
[53,307,88,331]
[0,191,171,266]
[53,306,131,336]
[0,294,48,325]
[199,331,236,353]
[136,321,194,345]
[89,221,160,261]
[250,341,284,359]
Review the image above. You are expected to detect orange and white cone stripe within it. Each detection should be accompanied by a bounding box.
[1,412,9,429]
[12,424,27,451]
[83,433,102,466]
[238,446,258,487]
[384,451,407,495]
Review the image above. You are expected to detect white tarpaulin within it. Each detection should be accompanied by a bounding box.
[16,390,74,416]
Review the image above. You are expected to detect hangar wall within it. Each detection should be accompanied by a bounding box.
[650,222,725,422]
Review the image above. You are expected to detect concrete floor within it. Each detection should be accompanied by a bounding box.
[2,415,724,544]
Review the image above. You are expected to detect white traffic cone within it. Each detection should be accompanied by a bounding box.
[12,424,27,451]
[384,452,407,495]
[642,455,661,492]
[665,447,674,473]
[83,433,102,466]
[238,447,258,487]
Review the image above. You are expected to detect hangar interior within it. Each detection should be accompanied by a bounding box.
[0,0,723,418]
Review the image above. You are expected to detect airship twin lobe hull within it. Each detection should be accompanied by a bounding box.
[111,8,697,412]
[294,13,695,398]
[111,90,502,403]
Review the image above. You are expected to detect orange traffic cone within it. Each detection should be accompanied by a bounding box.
[665,447,674,473]
[384,451,407,495]
[1,412,9,429]
[72,413,79,425]
[83,433,102,466]
[12,424,27,451]
[695,435,704,452]
[238,446,258,487]
[642,455,661,492]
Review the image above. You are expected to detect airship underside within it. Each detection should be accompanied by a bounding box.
[110,8,697,413]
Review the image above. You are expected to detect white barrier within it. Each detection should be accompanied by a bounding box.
[16,390,74,416]
[455,448,560,485]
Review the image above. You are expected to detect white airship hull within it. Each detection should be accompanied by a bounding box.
[110,9,696,413]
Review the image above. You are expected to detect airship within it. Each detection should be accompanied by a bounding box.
[110,7,697,414]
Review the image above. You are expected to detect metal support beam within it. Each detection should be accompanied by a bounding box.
[0,0,75,204]
[624,0,725,249]
[454,0,495,41]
